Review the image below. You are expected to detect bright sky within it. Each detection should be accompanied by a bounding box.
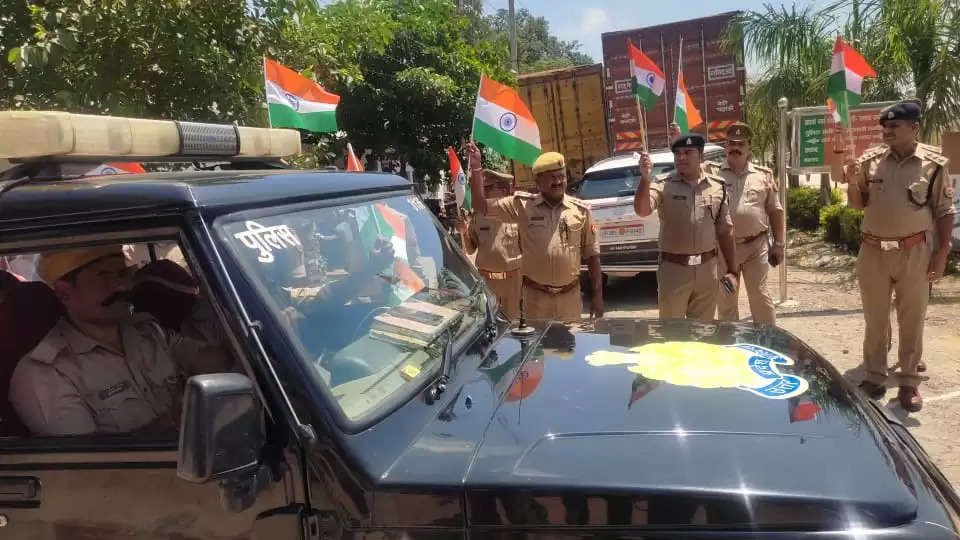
[485,0,836,73]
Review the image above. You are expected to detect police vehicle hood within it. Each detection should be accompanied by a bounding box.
[373,319,945,532]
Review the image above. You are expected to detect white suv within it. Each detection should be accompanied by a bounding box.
[574,145,725,283]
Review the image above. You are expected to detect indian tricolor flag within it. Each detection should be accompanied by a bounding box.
[448,147,470,211]
[356,203,425,304]
[826,37,876,126]
[673,71,703,133]
[627,39,665,111]
[264,57,340,133]
[473,75,541,166]
[346,142,364,172]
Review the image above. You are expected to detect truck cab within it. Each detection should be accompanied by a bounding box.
[573,145,725,281]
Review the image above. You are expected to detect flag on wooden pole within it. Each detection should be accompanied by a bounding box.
[346,142,364,172]
[627,39,665,111]
[472,75,542,166]
[672,42,703,133]
[448,147,471,211]
[826,37,876,126]
[264,57,340,133]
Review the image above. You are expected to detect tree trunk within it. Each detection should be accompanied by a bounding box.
[819,173,833,205]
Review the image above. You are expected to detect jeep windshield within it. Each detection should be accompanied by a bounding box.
[579,165,673,200]
[217,194,485,424]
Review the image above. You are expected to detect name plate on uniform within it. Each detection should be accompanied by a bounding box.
[599,224,643,243]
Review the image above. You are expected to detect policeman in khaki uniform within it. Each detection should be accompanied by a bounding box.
[467,142,604,320]
[9,246,230,435]
[834,100,956,412]
[711,122,786,326]
[456,169,522,320]
[634,134,739,320]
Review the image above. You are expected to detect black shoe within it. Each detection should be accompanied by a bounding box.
[918,361,927,373]
[858,381,886,399]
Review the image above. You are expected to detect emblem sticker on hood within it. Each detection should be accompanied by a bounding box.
[586,342,808,400]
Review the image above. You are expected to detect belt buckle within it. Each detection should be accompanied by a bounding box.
[880,240,900,251]
[687,254,702,265]
[548,286,562,294]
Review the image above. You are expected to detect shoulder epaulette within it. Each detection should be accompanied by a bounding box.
[514,191,537,199]
[917,144,949,165]
[567,196,589,208]
[704,173,726,185]
[702,162,722,175]
[858,145,887,163]
[752,163,773,174]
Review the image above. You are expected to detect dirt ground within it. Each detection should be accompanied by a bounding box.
[595,231,960,488]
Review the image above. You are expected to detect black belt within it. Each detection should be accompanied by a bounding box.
[736,230,768,244]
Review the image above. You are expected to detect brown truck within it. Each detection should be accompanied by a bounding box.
[601,11,747,152]
[511,64,610,191]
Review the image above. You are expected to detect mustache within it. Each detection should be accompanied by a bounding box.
[728,150,743,155]
[101,291,131,307]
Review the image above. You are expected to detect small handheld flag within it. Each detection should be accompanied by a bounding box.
[346,142,364,172]
[627,39,665,111]
[826,37,876,127]
[448,147,471,211]
[264,57,340,133]
[472,75,542,166]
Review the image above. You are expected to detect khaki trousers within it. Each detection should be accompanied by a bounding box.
[522,282,582,321]
[484,271,522,320]
[657,259,718,321]
[717,236,776,326]
[856,241,931,389]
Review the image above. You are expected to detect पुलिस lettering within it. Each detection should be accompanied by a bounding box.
[233,220,301,263]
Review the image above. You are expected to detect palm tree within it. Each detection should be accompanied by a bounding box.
[727,0,960,190]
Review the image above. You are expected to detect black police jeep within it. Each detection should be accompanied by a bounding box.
[0,111,958,539]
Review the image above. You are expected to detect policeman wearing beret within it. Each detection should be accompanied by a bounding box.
[714,122,785,326]
[456,169,523,320]
[634,134,739,320]
[467,142,603,320]
[835,99,956,412]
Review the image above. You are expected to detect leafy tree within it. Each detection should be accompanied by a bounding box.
[2,0,268,124]
[486,8,592,73]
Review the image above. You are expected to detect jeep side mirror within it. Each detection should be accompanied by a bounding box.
[177,373,264,484]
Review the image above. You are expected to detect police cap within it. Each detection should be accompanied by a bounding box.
[879,99,922,125]
[532,152,566,176]
[726,122,753,142]
[671,133,706,152]
[37,245,125,284]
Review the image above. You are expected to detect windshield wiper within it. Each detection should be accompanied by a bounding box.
[425,280,491,404]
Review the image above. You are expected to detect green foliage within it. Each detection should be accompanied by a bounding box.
[2,0,268,124]
[485,8,592,73]
[787,186,826,231]
[728,0,960,154]
[820,203,864,252]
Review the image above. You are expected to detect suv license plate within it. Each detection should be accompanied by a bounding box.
[600,225,644,243]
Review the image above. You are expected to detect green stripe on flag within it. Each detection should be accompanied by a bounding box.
[826,72,862,126]
[269,103,337,133]
[472,119,542,166]
[632,78,659,111]
[674,107,689,133]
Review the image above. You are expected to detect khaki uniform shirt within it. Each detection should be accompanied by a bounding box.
[470,215,521,273]
[486,193,599,287]
[648,172,732,255]
[717,162,783,238]
[852,143,956,238]
[10,314,211,436]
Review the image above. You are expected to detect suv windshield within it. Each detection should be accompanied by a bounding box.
[217,194,484,423]
[578,164,673,200]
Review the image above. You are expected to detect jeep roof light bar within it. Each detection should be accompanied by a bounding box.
[0,111,302,163]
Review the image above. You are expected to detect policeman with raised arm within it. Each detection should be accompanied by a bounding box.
[467,142,603,320]
[835,99,956,412]
[634,134,739,320]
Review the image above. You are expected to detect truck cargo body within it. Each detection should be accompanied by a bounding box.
[601,11,747,153]
[512,64,610,191]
